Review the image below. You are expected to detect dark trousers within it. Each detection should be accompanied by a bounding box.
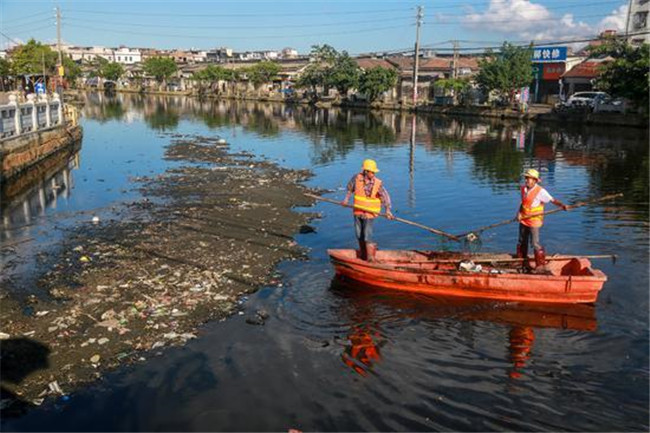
[354,216,374,242]
[518,224,542,254]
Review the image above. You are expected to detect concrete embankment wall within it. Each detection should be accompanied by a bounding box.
[0,124,83,183]
[410,104,649,128]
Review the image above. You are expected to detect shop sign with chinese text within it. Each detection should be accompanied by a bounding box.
[532,46,567,63]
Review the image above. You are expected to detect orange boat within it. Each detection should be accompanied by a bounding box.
[328,249,607,304]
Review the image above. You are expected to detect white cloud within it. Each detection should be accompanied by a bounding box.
[464,0,552,33]
[597,4,629,33]
[463,0,629,43]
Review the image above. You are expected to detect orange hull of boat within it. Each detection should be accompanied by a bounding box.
[328,249,607,304]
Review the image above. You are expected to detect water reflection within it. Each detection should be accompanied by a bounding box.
[1,143,81,242]
[81,92,648,217]
[332,279,596,379]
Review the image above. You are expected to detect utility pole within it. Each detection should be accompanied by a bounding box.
[452,40,459,79]
[56,6,63,68]
[624,0,633,40]
[451,40,460,105]
[412,5,423,106]
[56,6,63,95]
[55,5,66,122]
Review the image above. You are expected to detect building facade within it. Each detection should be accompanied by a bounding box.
[626,0,650,45]
[60,45,141,64]
[113,47,142,64]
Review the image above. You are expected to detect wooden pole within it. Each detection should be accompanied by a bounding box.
[457,193,623,240]
[412,6,423,106]
[416,254,617,264]
[304,193,460,241]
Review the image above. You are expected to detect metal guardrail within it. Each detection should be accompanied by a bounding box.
[0,93,64,140]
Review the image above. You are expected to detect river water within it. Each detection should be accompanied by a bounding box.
[2,93,648,431]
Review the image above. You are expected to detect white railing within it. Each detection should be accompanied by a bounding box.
[0,93,64,140]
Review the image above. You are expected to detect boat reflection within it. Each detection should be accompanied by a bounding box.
[331,277,596,378]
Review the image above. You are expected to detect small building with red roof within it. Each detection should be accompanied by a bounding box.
[561,57,612,95]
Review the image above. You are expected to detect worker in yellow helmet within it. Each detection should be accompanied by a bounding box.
[517,168,568,272]
[342,159,394,261]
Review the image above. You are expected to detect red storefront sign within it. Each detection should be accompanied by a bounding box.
[542,63,565,80]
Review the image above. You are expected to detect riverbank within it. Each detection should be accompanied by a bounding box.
[0,134,316,415]
[1,125,83,182]
[85,87,648,129]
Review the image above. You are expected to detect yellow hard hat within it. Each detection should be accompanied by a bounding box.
[362,159,379,173]
[523,168,540,180]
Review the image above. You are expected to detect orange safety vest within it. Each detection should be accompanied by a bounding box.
[353,174,382,218]
[520,184,544,228]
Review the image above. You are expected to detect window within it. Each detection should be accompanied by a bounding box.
[633,12,648,29]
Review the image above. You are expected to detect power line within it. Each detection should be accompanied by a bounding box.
[61,0,624,17]
[1,25,53,39]
[0,30,22,46]
[1,10,52,23]
[63,15,414,30]
[64,23,412,40]
[426,13,616,26]
[374,30,650,55]
[425,0,625,13]
[63,7,407,18]
[422,0,623,10]
[3,17,54,31]
[60,0,624,26]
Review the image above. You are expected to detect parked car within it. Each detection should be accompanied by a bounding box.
[593,97,626,113]
[566,92,610,110]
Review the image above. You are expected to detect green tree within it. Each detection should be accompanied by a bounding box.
[62,57,82,84]
[192,65,237,94]
[0,58,10,76]
[358,66,398,102]
[245,61,281,88]
[327,52,360,96]
[0,58,10,91]
[100,62,125,81]
[87,57,108,78]
[192,65,238,83]
[143,56,178,83]
[476,42,533,103]
[436,77,471,93]
[435,77,472,104]
[296,64,325,95]
[591,39,649,111]
[296,44,340,96]
[9,39,57,75]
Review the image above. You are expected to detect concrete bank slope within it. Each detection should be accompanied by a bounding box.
[412,104,648,128]
[1,125,83,183]
[0,134,317,415]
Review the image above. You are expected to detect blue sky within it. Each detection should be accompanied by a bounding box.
[0,0,630,53]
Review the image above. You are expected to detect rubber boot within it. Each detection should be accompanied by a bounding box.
[516,244,525,258]
[517,244,531,272]
[534,248,548,274]
[357,240,367,260]
[365,243,377,262]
